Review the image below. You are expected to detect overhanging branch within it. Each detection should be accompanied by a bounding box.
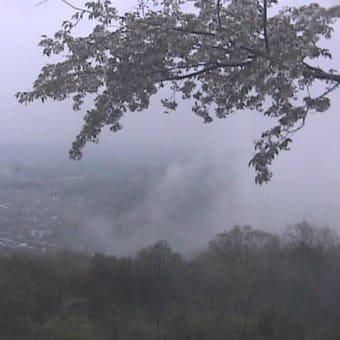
[303,62,340,83]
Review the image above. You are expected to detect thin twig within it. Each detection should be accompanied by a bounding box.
[283,119,306,136]
[318,82,340,98]
[61,0,93,14]
[217,0,222,30]
[35,0,48,7]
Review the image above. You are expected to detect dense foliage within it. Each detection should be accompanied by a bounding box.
[16,0,340,183]
[2,222,340,340]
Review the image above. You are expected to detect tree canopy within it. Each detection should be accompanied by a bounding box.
[2,222,340,340]
[16,0,340,183]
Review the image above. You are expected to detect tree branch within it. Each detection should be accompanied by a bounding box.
[319,82,340,98]
[172,26,216,36]
[160,60,254,81]
[144,21,267,61]
[154,62,219,74]
[325,5,340,18]
[60,0,93,14]
[303,62,340,83]
[35,0,94,13]
[143,20,216,36]
[263,0,270,54]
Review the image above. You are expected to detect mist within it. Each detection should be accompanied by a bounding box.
[1,0,340,255]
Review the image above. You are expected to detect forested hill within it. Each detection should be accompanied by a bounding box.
[1,222,340,340]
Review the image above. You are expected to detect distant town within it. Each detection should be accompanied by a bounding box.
[0,165,82,252]
[0,158,161,254]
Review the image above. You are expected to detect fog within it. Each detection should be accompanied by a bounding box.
[1,0,340,254]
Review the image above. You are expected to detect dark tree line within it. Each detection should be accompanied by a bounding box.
[1,221,340,339]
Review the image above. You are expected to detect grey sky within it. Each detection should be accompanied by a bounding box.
[1,0,340,238]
